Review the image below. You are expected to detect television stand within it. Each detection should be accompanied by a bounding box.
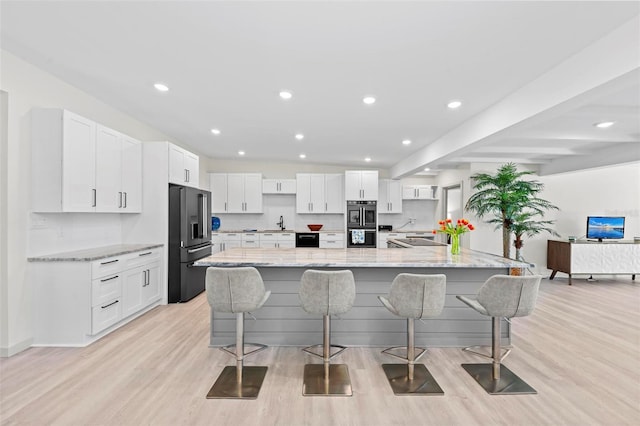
[547,240,638,285]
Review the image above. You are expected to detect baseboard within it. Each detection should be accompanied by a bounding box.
[0,337,33,358]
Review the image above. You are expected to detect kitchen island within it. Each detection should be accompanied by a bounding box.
[195,246,530,348]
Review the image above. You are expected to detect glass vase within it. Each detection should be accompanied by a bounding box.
[450,234,460,255]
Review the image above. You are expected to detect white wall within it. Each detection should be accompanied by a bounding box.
[0,50,184,356]
[437,162,640,274]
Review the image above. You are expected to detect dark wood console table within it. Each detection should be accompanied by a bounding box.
[547,240,638,285]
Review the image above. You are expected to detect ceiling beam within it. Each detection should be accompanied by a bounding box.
[538,144,640,176]
[390,16,640,178]
[453,157,551,165]
[475,146,583,156]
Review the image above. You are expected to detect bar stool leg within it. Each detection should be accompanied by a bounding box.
[462,316,537,395]
[207,313,268,399]
[381,318,444,395]
[302,314,352,396]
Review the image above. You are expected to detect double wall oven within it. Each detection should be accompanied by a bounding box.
[346,200,377,248]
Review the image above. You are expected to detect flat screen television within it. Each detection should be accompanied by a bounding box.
[586,216,625,241]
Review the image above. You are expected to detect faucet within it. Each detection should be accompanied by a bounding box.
[277,215,285,231]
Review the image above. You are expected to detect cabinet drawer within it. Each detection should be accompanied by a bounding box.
[260,233,278,241]
[92,255,124,278]
[125,248,161,269]
[91,274,122,307]
[320,232,344,242]
[91,298,122,335]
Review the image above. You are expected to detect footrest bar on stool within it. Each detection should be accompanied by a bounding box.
[462,345,511,361]
[302,344,347,360]
[382,346,427,363]
[221,343,268,358]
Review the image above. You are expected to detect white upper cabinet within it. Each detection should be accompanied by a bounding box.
[296,173,344,213]
[31,109,142,213]
[96,126,142,213]
[263,179,296,194]
[210,173,263,213]
[402,185,438,200]
[378,179,403,214]
[168,143,199,188]
[324,174,344,213]
[345,170,378,200]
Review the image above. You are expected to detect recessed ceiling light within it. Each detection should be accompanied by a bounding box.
[402,139,412,146]
[447,100,462,109]
[154,83,169,92]
[424,167,430,171]
[210,128,221,135]
[295,133,304,140]
[279,91,293,100]
[364,157,372,162]
[594,121,615,128]
[238,150,245,156]
[299,154,306,159]
[363,96,376,105]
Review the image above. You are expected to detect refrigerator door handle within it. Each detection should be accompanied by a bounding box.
[188,243,212,254]
[201,194,208,238]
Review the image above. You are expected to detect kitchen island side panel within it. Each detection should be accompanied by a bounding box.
[209,266,509,347]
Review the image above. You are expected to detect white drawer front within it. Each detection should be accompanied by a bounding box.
[91,298,122,335]
[320,240,344,248]
[91,274,122,307]
[125,248,161,270]
[91,256,123,279]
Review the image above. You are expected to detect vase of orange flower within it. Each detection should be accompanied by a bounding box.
[433,218,474,255]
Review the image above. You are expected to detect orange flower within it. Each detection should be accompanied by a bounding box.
[446,218,452,223]
[431,230,437,234]
[468,224,475,230]
[462,219,469,225]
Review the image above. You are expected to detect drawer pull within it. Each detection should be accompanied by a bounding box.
[138,251,153,257]
[100,275,119,282]
[101,300,119,309]
[100,259,119,265]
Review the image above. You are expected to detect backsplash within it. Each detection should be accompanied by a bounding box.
[212,195,438,232]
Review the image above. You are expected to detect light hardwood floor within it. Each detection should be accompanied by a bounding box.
[1,276,639,426]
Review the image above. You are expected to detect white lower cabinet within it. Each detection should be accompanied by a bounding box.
[212,233,242,251]
[31,246,163,346]
[260,232,295,248]
[320,232,345,248]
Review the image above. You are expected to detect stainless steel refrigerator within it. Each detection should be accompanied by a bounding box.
[168,184,212,303]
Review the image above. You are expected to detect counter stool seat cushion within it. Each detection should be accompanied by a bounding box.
[299,269,355,316]
[207,267,271,314]
[379,273,446,319]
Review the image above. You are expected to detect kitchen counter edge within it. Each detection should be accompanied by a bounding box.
[28,243,164,262]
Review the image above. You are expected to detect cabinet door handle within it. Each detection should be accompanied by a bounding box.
[142,270,147,286]
[100,259,119,265]
[325,202,327,212]
[100,275,119,282]
[118,192,123,208]
[123,192,127,208]
[92,189,97,207]
[224,202,227,212]
[101,300,119,309]
[139,251,152,257]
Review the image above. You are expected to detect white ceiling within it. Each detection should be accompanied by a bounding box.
[1,1,639,177]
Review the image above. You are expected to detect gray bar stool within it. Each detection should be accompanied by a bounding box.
[205,267,271,399]
[378,273,446,395]
[456,274,542,395]
[299,269,356,396]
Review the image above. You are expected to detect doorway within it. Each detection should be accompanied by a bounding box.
[441,182,463,244]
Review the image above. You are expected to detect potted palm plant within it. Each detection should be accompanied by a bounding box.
[465,163,559,259]
[511,211,560,261]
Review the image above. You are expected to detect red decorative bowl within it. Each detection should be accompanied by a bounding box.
[307,224,323,231]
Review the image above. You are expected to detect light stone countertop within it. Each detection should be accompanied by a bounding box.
[28,243,164,262]
[211,229,343,233]
[194,246,530,269]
